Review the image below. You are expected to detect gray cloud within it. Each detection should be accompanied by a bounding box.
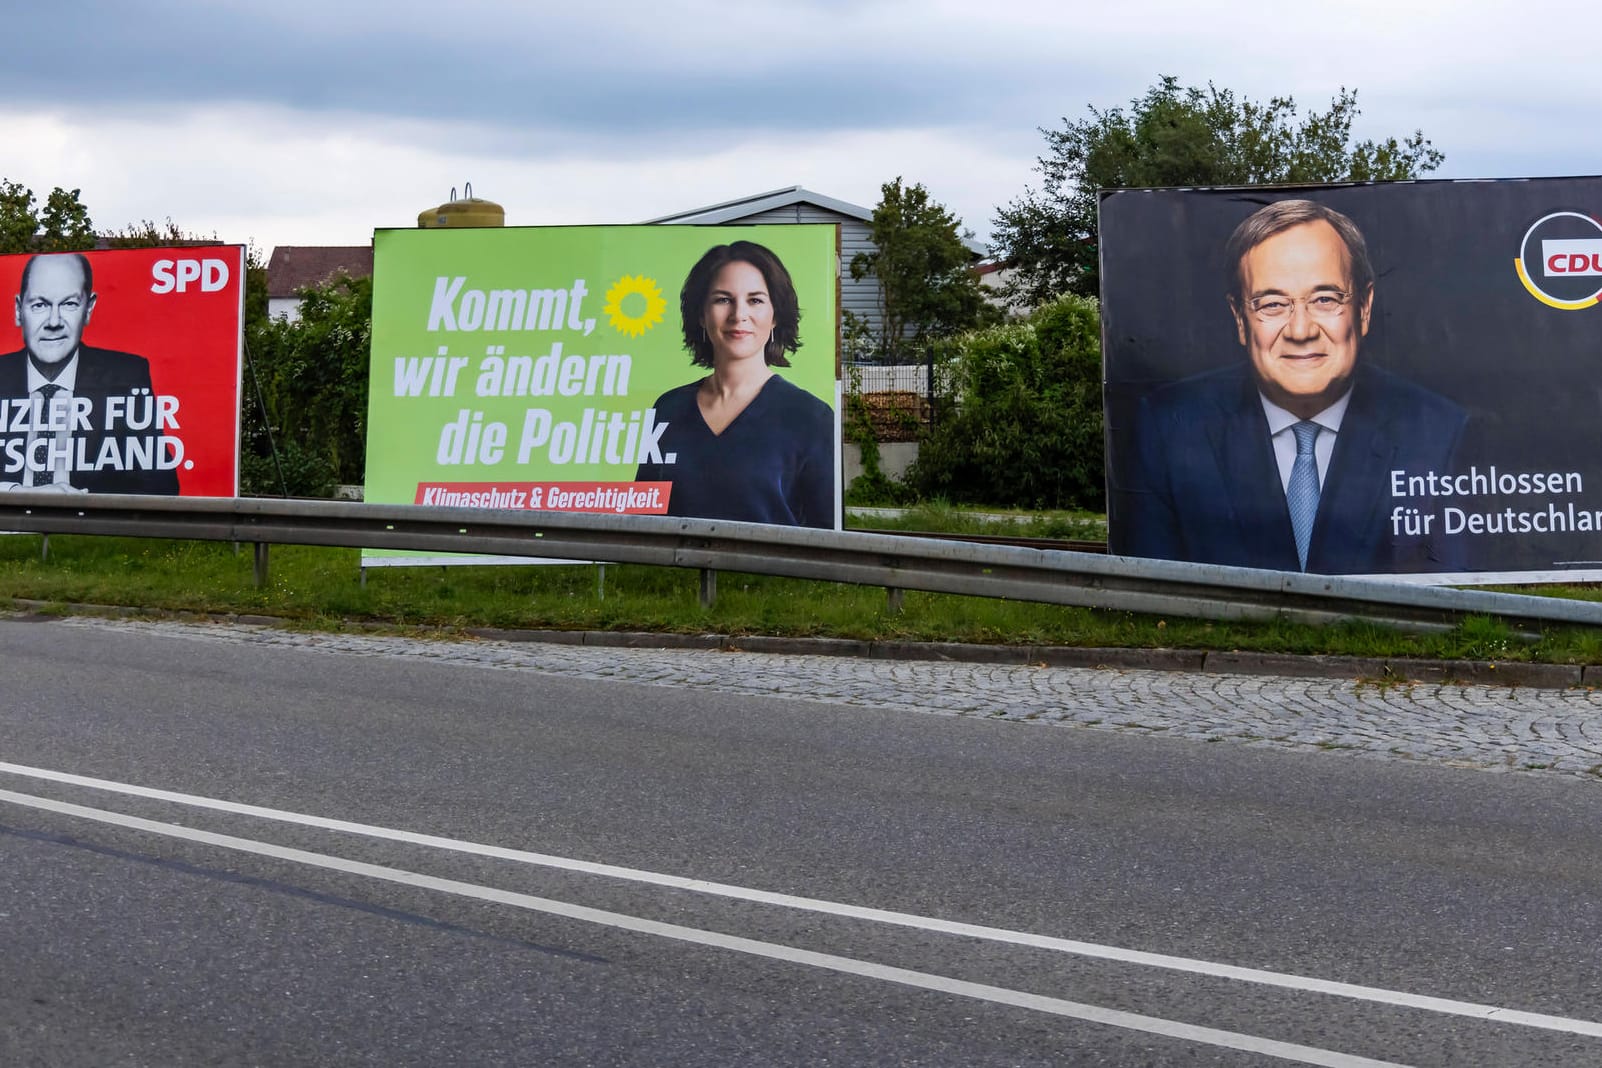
[1,1,1083,142]
[3,0,1594,256]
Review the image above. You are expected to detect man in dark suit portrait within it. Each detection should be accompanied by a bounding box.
[1116,199,1464,574]
[2,253,179,494]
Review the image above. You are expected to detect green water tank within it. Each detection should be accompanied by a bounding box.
[418,183,505,228]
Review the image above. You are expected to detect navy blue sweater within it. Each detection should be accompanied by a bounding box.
[635,374,834,528]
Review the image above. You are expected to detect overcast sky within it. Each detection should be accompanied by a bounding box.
[1,0,1595,257]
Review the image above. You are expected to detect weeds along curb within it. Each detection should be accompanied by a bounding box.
[4,597,1592,691]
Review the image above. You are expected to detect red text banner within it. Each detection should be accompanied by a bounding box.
[412,480,670,514]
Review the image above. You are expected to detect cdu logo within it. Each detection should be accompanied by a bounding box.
[1516,211,1602,309]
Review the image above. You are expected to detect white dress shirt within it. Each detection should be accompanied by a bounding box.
[23,354,80,488]
[1259,388,1351,495]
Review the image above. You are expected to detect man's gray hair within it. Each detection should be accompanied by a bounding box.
[19,252,94,297]
[1224,199,1373,302]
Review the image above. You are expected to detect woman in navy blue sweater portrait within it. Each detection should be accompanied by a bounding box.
[635,240,834,528]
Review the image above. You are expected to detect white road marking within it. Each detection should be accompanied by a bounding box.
[0,785,1402,1068]
[2,759,1599,1040]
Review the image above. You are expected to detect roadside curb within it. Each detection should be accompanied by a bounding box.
[476,630,1584,689]
[10,598,1593,690]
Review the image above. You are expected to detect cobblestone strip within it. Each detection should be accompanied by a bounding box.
[62,618,1602,781]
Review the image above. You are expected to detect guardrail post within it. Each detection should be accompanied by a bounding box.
[253,542,269,588]
[886,586,904,614]
[699,568,716,608]
[40,534,48,561]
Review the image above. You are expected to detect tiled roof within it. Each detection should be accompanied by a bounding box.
[266,245,373,297]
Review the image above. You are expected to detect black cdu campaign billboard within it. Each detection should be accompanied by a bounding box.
[1101,177,1602,584]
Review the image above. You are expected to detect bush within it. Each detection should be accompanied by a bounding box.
[842,392,916,506]
[239,438,338,498]
[242,274,372,489]
[905,294,1105,510]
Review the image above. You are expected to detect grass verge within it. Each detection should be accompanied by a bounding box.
[3,530,1601,665]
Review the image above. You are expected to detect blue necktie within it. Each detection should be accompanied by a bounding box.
[1287,420,1321,571]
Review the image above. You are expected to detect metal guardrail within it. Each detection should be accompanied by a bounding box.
[855,528,1108,554]
[2,492,1602,634]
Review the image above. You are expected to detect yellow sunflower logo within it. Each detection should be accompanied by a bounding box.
[603,275,667,338]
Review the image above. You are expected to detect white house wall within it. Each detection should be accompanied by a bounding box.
[715,205,885,349]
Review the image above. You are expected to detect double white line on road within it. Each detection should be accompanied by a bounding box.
[4,759,1598,1066]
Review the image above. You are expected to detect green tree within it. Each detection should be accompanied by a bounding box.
[992,77,1445,305]
[243,273,372,495]
[0,181,33,253]
[850,177,997,363]
[906,294,1105,510]
[38,187,94,251]
[0,179,95,253]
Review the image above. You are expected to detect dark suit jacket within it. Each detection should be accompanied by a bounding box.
[634,375,835,528]
[0,346,180,494]
[1112,362,1466,574]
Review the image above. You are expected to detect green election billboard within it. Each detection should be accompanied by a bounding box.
[366,224,840,563]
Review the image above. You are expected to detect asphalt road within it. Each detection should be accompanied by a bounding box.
[3,616,1602,1066]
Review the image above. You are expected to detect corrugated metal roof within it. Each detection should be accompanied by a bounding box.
[646,186,873,225]
[648,184,986,257]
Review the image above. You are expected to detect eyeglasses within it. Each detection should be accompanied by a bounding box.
[1245,291,1351,324]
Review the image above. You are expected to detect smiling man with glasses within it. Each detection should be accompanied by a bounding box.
[1116,198,1466,575]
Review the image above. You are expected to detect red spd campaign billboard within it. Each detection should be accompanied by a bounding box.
[0,246,242,495]
[1101,177,1602,584]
